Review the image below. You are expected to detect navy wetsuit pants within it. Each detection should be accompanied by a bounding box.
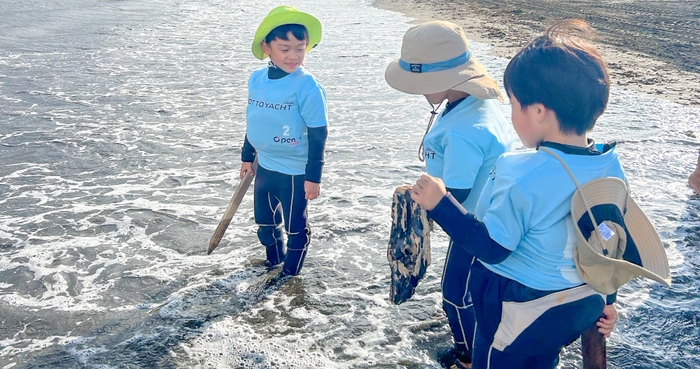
[442,240,477,356]
[468,261,606,369]
[253,165,311,276]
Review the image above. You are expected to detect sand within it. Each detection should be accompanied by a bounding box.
[374,0,700,106]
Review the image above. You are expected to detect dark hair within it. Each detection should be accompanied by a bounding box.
[503,20,610,135]
[264,24,308,44]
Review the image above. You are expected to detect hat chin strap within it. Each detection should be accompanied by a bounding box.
[418,101,443,162]
[539,147,609,255]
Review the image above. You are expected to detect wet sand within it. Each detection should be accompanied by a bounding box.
[374,0,700,106]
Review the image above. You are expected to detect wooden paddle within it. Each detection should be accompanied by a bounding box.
[582,325,606,369]
[207,158,257,255]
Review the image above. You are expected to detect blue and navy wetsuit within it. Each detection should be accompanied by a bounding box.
[429,141,623,369]
[242,65,328,275]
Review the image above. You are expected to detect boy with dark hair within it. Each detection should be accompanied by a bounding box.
[410,20,622,368]
[240,6,327,276]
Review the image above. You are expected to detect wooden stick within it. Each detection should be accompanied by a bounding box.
[582,325,606,369]
[207,159,256,255]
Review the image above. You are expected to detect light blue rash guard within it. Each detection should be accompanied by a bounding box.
[474,144,627,290]
[423,96,514,212]
[246,66,328,175]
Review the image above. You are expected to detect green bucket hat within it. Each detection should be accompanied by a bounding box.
[251,6,322,60]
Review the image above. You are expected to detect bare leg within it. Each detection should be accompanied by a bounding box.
[690,150,700,194]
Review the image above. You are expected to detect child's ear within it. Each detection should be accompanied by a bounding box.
[533,103,560,131]
[261,41,271,56]
[531,103,548,123]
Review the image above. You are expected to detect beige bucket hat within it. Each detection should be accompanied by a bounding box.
[571,177,671,294]
[385,20,503,101]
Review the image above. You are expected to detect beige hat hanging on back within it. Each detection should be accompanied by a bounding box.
[571,177,671,294]
[539,146,671,295]
[385,20,503,101]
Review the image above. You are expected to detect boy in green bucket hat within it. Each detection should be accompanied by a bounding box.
[240,6,328,276]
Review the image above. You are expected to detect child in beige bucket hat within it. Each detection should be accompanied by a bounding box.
[410,19,671,368]
[385,20,514,369]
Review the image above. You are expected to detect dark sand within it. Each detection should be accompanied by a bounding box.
[375,0,700,106]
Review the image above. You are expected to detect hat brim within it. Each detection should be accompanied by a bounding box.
[384,57,503,101]
[251,12,322,60]
[572,177,671,293]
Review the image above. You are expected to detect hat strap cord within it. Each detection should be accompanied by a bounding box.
[539,147,608,251]
[418,101,443,162]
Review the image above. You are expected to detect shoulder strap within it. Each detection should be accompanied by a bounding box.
[538,147,607,245]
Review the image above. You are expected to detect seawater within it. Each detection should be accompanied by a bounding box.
[1,0,698,368]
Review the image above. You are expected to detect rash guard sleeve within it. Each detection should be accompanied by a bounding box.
[428,193,512,264]
[241,135,256,163]
[446,187,471,204]
[305,126,328,183]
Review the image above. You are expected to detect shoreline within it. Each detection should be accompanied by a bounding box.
[374,0,700,107]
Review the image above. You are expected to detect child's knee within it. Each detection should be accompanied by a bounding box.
[257,225,283,246]
[287,227,311,248]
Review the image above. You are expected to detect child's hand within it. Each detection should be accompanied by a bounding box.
[240,162,255,179]
[305,181,320,200]
[410,174,447,211]
[597,304,618,338]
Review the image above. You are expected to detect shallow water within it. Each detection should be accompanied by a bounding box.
[0,0,699,368]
